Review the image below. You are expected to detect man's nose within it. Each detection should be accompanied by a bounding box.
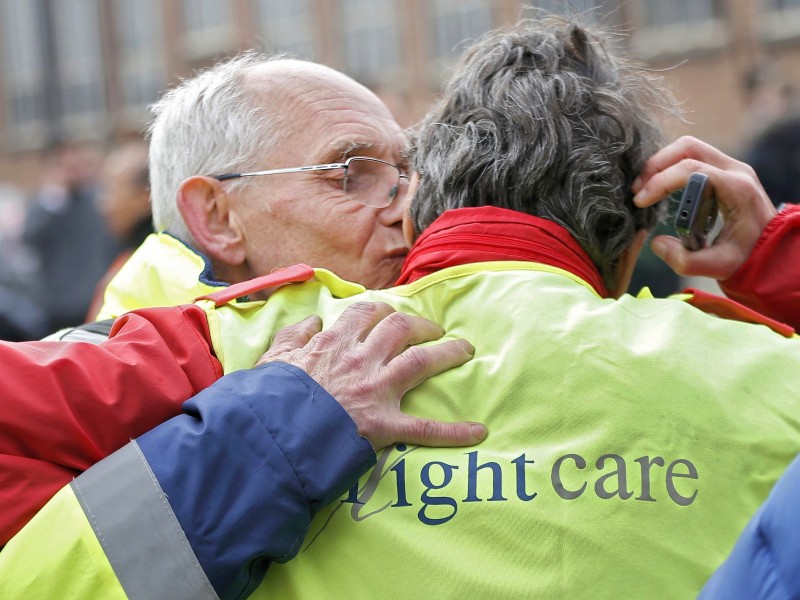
[378,191,408,226]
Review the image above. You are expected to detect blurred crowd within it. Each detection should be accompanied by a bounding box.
[0,138,151,341]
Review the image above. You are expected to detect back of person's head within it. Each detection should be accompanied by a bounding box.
[411,15,676,290]
[147,52,283,245]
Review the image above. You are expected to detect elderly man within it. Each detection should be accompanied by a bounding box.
[97,54,410,318]
[5,15,800,600]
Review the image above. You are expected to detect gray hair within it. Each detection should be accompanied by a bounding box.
[411,16,678,290]
[147,52,282,245]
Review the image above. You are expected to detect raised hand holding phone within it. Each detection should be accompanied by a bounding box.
[632,136,776,281]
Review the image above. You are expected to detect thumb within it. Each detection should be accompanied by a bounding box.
[650,235,694,277]
[651,235,742,280]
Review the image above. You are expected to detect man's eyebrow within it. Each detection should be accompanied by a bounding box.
[398,146,410,164]
[327,140,374,162]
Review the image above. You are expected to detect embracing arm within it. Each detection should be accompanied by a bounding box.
[0,305,222,544]
[0,303,484,599]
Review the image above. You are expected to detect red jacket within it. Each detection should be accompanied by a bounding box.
[721,203,800,330]
[0,305,222,544]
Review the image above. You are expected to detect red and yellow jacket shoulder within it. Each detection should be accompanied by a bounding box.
[0,305,222,545]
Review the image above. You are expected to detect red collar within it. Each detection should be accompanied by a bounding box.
[396,206,609,297]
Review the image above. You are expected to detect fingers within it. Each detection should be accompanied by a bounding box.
[629,135,778,281]
[633,135,753,210]
[361,311,448,362]
[650,235,744,280]
[255,314,321,366]
[385,338,475,394]
[322,301,396,344]
[355,337,478,450]
[649,236,698,277]
[383,416,488,449]
[633,162,709,209]
[633,136,739,200]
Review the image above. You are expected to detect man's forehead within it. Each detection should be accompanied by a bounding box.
[248,61,406,162]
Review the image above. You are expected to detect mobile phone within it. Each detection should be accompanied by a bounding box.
[674,172,719,251]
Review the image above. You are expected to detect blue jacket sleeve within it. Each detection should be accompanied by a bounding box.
[69,361,375,600]
[699,453,800,600]
[136,361,376,598]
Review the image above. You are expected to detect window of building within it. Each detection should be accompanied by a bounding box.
[760,0,800,41]
[766,0,800,8]
[51,0,107,139]
[256,0,314,59]
[114,0,167,123]
[430,0,493,63]
[0,0,48,147]
[338,0,400,85]
[181,0,234,61]
[535,0,621,22]
[641,0,716,27]
[633,0,724,59]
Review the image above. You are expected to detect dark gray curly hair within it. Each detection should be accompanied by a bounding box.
[411,15,678,290]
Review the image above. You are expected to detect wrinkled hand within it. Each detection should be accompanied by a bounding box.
[256,302,487,451]
[632,136,777,280]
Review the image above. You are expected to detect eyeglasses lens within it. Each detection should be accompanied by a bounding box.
[344,158,406,208]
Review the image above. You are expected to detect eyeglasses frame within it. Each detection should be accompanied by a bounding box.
[211,156,408,208]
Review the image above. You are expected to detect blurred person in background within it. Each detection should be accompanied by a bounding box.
[23,142,119,332]
[85,138,153,320]
[739,61,800,209]
[0,183,47,340]
[739,62,797,147]
[97,139,152,260]
[742,115,800,209]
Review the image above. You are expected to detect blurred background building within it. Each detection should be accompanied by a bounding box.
[1,0,800,334]
[3,0,800,185]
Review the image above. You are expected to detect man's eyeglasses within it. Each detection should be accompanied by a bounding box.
[212,156,409,209]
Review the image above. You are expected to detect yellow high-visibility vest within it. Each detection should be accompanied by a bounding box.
[96,233,224,321]
[197,262,800,599]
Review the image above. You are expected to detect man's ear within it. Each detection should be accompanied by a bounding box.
[611,229,648,298]
[176,176,246,266]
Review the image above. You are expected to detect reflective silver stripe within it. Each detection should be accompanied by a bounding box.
[42,322,113,344]
[71,441,219,600]
[42,328,108,343]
